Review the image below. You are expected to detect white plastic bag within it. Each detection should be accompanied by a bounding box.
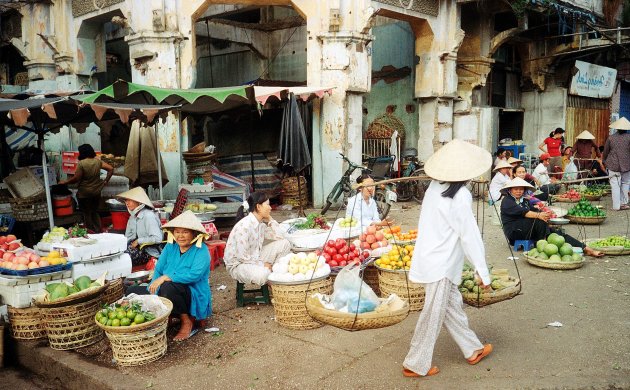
[331,264,380,313]
[563,158,578,181]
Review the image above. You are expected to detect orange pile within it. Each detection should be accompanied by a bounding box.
[382,226,417,242]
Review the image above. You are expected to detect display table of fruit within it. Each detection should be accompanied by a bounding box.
[96,295,172,366]
[552,189,581,202]
[565,200,606,224]
[523,233,584,270]
[458,265,520,307]
[583,236,630,255]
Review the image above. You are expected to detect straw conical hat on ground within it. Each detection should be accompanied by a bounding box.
[500,177,535,194]
[576,130,595,140]
[507,156,523,165]
[162,210,206,235]
[117,187,153,209]
[424,139,492,182]
[493,160,513,172]
[609,117,630,130]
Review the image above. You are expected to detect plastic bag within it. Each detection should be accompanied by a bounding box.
[331,264,380,314]
[563,158,578,181]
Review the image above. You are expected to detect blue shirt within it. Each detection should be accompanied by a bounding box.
[152,243,211,319]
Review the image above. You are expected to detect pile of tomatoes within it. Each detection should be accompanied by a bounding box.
[316,238,370,268]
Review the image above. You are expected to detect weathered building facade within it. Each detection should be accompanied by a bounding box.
[1,0,627,203]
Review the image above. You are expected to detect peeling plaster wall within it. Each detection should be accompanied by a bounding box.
[522,86,567,155]
[363,21,418,149]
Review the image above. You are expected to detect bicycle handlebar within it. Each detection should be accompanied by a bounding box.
[339,153,367,170]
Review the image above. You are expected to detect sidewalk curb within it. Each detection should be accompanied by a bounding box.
[11,339,146,390]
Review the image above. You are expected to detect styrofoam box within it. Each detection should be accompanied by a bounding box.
[71,253,132,281]
[0,270,73,308]
[52,233,127,262]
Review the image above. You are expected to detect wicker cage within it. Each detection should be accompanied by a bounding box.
[7,306,47,340]
[39,296,104,350]
[101,278,124,305]
[96,297,173,367]
[8,194,48,222]
[305,296,409,331]
[377,269,425,311]
[269,278,333,330]
[362,265,380,296]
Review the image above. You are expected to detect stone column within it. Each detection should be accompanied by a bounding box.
[22,2,57,90]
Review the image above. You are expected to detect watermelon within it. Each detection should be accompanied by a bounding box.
[528,248,539,257]
[571,253,583,261]
[549,254,561,262]
[547,233,566,248]
[559,243,573,256]
[536,240,548,253]
[543,243,559,257]
[539,252,549,260]
[561,255,573,262]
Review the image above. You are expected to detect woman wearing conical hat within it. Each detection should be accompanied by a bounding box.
[572,130,601,179]
[117,187,163,267]
[127,210,212,341]
[402,139,493,378]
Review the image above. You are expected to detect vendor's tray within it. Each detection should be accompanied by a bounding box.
[548,218,570,225]
[583,238,630,255]
[0,263,71,277]
[34,282,108,308]
[524,254,584,270]
[566,215,606,225]
[305,296,409,331]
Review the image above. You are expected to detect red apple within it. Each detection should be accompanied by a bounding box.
[375,232,384,241]
[8,242,21,251]
[0,237,6,245]
[2,252,12,261]
[6,234,16,242]
[367,226,377,235]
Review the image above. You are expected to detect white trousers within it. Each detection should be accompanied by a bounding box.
[229,239,292,285]
[403,278,484,375]
[608,170,630,210]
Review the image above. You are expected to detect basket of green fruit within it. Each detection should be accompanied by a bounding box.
[584,236,630,255]
[95,296,173,366]
[581,187,604,201]
[523,234,584,270]
[566,200,606,224]
[458,265,520,308]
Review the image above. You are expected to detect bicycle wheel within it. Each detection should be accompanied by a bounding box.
[374,190,391,219]
[411,169,431,204]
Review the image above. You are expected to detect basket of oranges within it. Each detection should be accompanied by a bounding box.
[382,226,417,246]
[373,244,425,311]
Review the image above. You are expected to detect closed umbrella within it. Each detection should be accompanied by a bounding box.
[278,93,311,173]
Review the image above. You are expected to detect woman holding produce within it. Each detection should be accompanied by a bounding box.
[603,117,630,211]
[58,144,113,233]
[117,187,164,267]
[224,191,292,286]
[345,174,393,229]
[512,165,546,203]
[127,211,211,341]
[500,178,603,257]
[403,139,493,378]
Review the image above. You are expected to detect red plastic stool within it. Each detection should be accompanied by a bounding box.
[205,240,226,271]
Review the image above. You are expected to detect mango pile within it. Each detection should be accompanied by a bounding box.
[45,275,101,301]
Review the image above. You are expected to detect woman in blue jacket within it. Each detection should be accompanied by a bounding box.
[129,210,211,341]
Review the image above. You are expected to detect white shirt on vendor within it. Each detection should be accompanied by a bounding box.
[345,194,380,229]
[488,172,510,202]
[223,213,284,271]
[408,181,491,286]
[533,163,551,186]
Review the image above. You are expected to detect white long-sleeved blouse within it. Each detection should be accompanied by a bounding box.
[223,213,284,270]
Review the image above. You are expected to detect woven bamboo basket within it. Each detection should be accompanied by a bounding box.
[269,278,333,330]
[305,296,409,331]
[100,156,124,168]
[39,296,104,350]
[281,193,308,208]
[101,278,124,305]
[582,194,602,201]
[461,280,520,308]
[566,215,606,225]
[584,239,630,255]
[8,194,48,222]
[524,254,584,270]
[377,269,425,311]
[282,176,307,192]
[96,297,172,367]
[362,265,380,296]
[187,170,213,184]
[551,196,579,203]
[187,142,206,153]
[7,306,47,340]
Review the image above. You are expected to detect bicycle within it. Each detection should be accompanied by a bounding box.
[395,148,430,203]
[320,153,394,219]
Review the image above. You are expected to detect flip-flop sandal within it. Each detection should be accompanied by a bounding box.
[174,327,199,342]
[467,344,493,365]
[402,366,439,377]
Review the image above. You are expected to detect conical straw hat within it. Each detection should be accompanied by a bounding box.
[507,156,523,164]
[575,130,595,140]
[493,160,513,172]
[117,187,153,209]
[500,177,535,194]
[424,139,492,182]
[162,210,206,235]
[609,117,630,130]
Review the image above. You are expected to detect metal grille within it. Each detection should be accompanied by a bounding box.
[362,138,401,159]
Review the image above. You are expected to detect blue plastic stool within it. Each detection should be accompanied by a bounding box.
[513,240,535,251]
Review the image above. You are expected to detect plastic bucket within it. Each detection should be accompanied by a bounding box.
[53,206,73,217]
[52,196,72,208]
[111,211,130,230]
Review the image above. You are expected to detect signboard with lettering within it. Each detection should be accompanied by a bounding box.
[569,60,617,98]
